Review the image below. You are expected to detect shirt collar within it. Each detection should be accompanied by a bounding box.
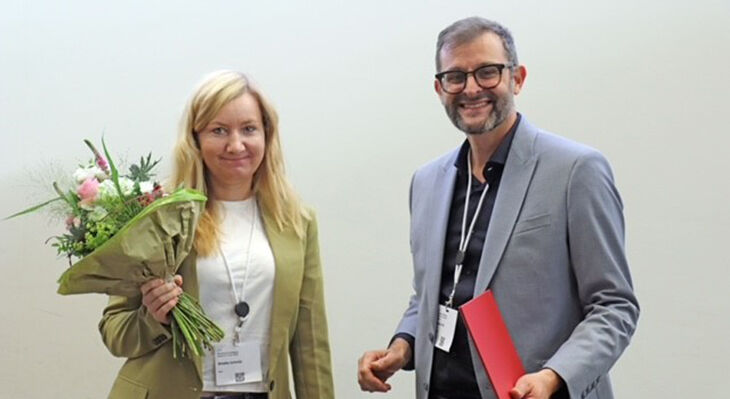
[454,113,521,174]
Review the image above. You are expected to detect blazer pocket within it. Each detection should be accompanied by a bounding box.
[108,375,149,399]
[513,213,551,235]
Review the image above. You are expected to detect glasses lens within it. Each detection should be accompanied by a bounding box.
[441,71,466,94]
[475,65,502,89]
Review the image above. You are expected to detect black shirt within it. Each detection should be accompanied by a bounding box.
[430,115,519,398]
[394,114,520,398]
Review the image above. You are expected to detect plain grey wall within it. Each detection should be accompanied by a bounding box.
[1,1,728,398]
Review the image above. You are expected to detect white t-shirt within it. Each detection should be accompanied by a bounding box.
[197,198,275,393]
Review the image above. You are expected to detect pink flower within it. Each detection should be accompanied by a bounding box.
[96,155,109,175]
[65,216,81,230]
[84,140,110,176]
[77,178,100,207]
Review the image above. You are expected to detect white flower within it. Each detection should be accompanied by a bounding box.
[139,181,154,194]
[98,177,135,198]
[98,180,114,198]
[118,177,135,196]
[96,170,108,181]
[88,206,108,221]
[73,166,105,184]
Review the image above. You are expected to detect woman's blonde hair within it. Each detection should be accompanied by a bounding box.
[170,70,304,256]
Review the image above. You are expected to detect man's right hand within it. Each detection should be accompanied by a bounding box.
[358,337,412,393]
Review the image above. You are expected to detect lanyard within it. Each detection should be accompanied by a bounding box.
[219,200,257,343]
[445,150,490,308]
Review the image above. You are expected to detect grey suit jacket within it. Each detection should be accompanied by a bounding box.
[395,117,639,399]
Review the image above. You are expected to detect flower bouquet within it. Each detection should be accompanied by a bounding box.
[7,139,224,358]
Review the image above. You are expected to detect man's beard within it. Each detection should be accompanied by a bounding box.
[445,88,515,135]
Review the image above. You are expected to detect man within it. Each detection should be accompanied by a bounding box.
[358,17,639,399]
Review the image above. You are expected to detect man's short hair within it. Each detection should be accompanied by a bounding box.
[436,17,519,72]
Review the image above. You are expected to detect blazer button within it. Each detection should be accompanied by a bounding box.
[269,380,275,391]
[423,382,429,392]
[428,332,435,343]
[152,334,167,345]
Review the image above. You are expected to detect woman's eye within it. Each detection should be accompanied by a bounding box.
[244,125,258,133]
[211,127,226,135]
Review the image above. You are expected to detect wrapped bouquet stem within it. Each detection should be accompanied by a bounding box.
[8,139,223,358]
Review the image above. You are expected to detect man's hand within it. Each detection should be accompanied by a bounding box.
[509,368,563,399]
[358,338,412,393]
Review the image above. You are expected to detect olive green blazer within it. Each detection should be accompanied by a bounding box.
[99,209,334,399]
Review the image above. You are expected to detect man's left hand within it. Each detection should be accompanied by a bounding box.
[509,368,563,399]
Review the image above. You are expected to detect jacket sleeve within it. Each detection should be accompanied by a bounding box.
[544,150,640,398]
[98,293,172,359]
[393,172,419,370]
[289,211,335,399]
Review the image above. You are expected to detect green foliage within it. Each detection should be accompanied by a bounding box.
[127,153,161,182]
[102,138,125,200]
[83,219,119,253]
[3,197,62,220]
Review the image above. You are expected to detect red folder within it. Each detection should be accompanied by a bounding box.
[460,290,525,399]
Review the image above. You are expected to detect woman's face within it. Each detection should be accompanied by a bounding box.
[197,92,266,199]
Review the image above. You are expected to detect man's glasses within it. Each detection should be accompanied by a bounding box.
[435,63,513,94]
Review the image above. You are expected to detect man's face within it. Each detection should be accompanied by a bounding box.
[435,32,525,135]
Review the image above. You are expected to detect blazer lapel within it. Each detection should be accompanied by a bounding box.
[261,211,302,377]
[473,120,538,294]
[423,154,459,319]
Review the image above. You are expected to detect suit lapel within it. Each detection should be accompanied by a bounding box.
[261,210,302,377]
[473,120,538,294]
[423,155,459,320]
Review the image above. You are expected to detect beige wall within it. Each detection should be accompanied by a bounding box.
[1,1,728,397]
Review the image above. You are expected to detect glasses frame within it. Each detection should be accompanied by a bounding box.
[435,63,514,94]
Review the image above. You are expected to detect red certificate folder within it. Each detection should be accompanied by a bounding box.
[460,290,525,399]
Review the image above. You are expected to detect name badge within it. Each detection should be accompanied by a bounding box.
[214,341,263,386]
[435,304,458,352]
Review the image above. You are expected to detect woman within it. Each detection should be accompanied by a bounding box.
[99,70,334,399]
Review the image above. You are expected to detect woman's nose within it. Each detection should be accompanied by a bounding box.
[225,131,246,152]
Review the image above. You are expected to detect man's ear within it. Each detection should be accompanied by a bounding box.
[434,78,442,96]
[512,65,527,95]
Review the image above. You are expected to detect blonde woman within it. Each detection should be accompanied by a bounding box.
[99,70,334,399]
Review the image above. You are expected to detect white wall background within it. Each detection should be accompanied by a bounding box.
[1,1,728,398]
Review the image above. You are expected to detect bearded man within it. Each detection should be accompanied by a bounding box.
[358,16,639,399]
